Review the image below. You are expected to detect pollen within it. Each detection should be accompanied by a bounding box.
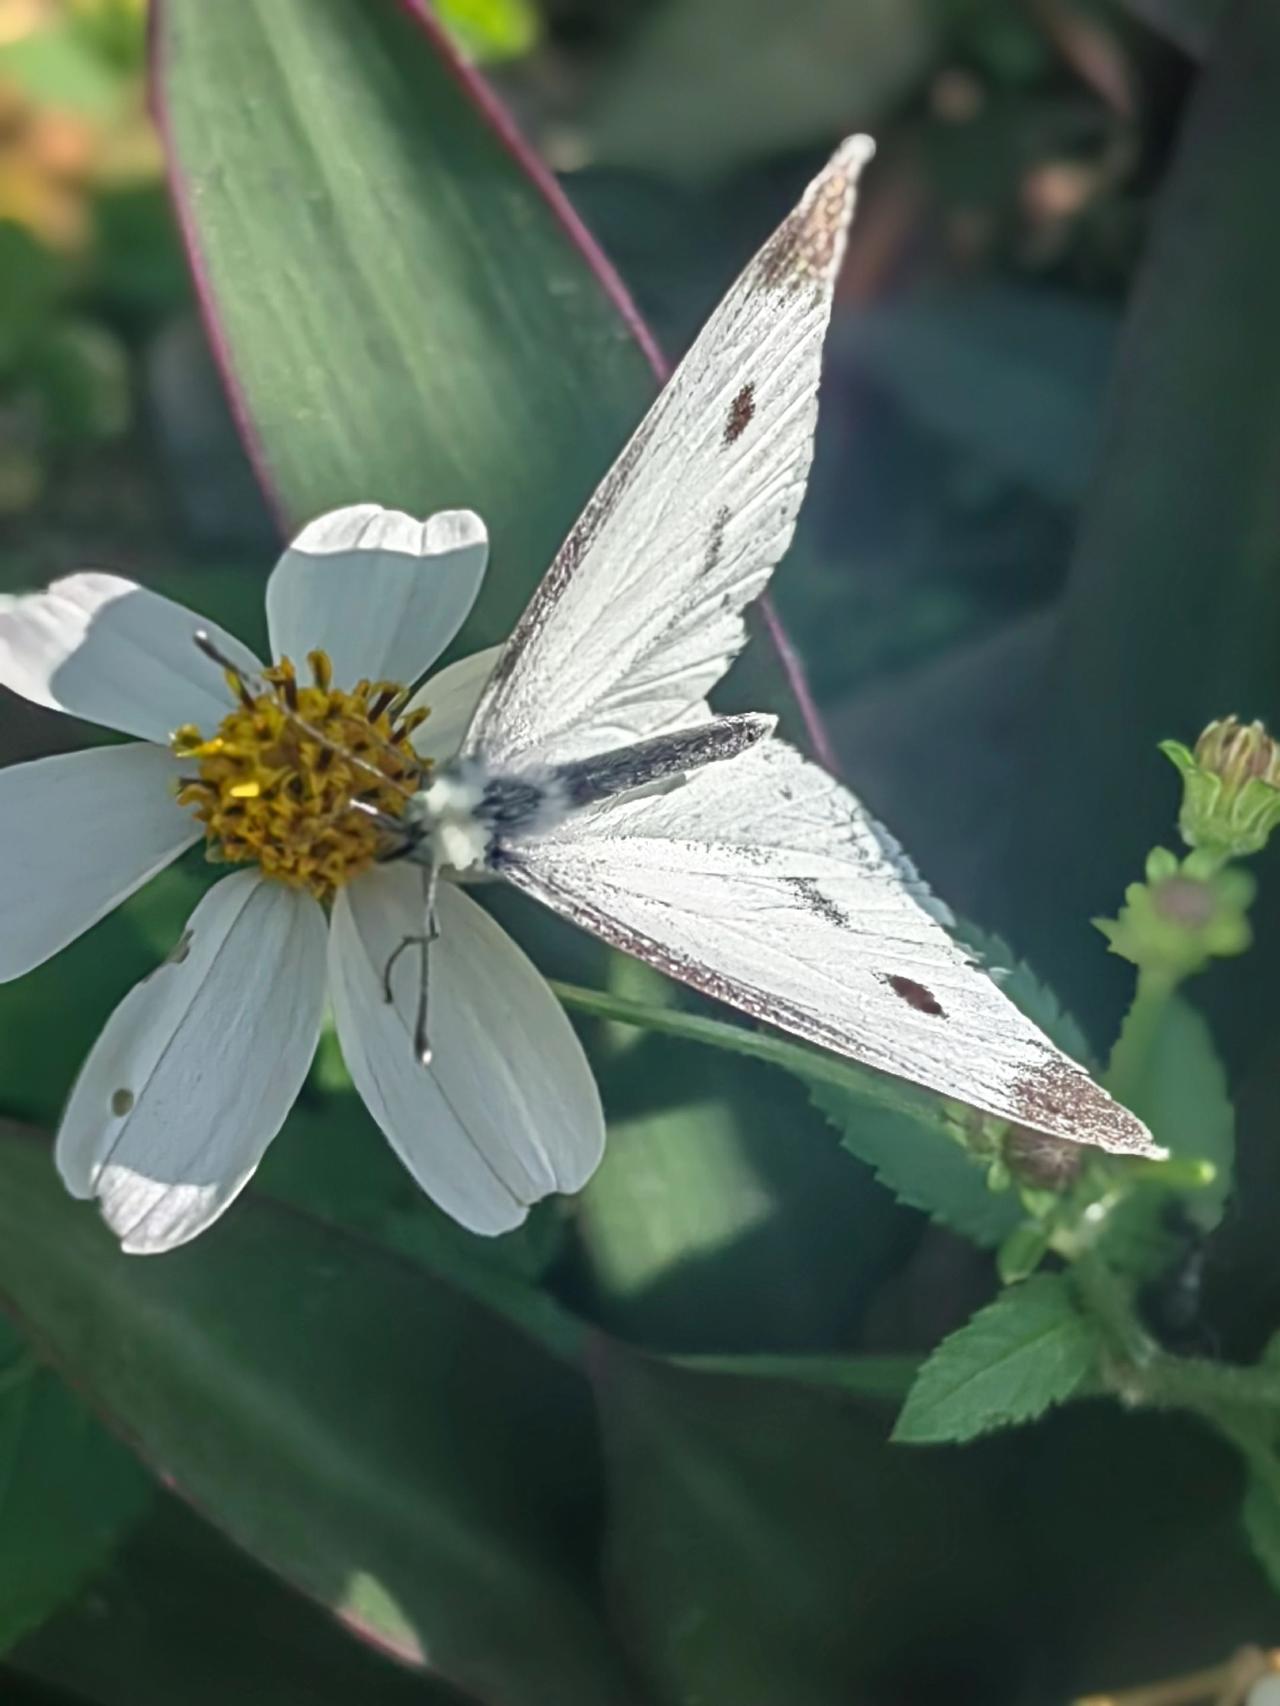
[173,652,428,900]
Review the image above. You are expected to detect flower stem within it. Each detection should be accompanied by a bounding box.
[1104,967,1178,1111]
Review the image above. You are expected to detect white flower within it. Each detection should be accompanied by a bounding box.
[0,504,604,1254]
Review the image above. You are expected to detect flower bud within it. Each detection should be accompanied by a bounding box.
[1094,847,1253,980]
[1160,716,1280,860]
[1005,1125,1085,1191]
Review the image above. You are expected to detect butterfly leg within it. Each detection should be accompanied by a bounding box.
[379,859,443,1067]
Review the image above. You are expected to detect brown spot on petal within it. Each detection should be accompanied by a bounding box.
[884,974,945,1017]
[724,383,755,444]
[111,1088,135,1117]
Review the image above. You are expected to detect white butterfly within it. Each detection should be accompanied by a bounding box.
[365,133,1155,1162]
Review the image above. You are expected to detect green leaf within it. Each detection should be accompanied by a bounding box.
[811,1085,1019,1247]
[11,1499,461,1706]
[151,0,830,757]
[0,1319,153,1657]
[0,1128,636,1703]
[152,0,658,650]
[893,1274,1100,1445]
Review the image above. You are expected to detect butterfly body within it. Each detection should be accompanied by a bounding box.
[396,712,776,875]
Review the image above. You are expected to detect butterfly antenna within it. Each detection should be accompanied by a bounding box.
[192,630,419,802]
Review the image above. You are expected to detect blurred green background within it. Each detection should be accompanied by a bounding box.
[2,0,1280,1702]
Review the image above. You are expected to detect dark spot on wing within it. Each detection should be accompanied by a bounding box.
[724,383,755,445]
[791,876,846,928]
[883,974,945,1017]
[111,1087,135,1117]
[705,504,731,576]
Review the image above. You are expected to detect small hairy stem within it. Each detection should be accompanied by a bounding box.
[1072,1251,1158,1373]
[1104,967,1180,1111]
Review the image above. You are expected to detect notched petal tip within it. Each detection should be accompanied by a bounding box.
[421,507,488,555]
[285,503,488,563]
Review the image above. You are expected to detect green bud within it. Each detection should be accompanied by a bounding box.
[1161,716,1280,859]
[1094,848,1253,980]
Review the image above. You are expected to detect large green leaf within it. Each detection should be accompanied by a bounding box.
[0,1128,640,1705]
[12,1499,464,1706]
[0,1320,153,1657]
[151,0,829,749]
[812,1085,1019,1248]
[151,0,657,651]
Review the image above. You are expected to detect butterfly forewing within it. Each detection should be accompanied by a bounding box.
[463,136,876,770]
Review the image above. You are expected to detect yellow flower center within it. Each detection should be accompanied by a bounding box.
[173,651,427,900]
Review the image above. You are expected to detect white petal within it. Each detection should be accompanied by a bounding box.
[329,864,604,1235]
[0,573,262,743]
[265,504,488,687]
[57,872,326,1255]
[0,743,198,981]
[407,646,501,767]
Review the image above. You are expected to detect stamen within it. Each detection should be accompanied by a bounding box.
[173,646,429,901]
